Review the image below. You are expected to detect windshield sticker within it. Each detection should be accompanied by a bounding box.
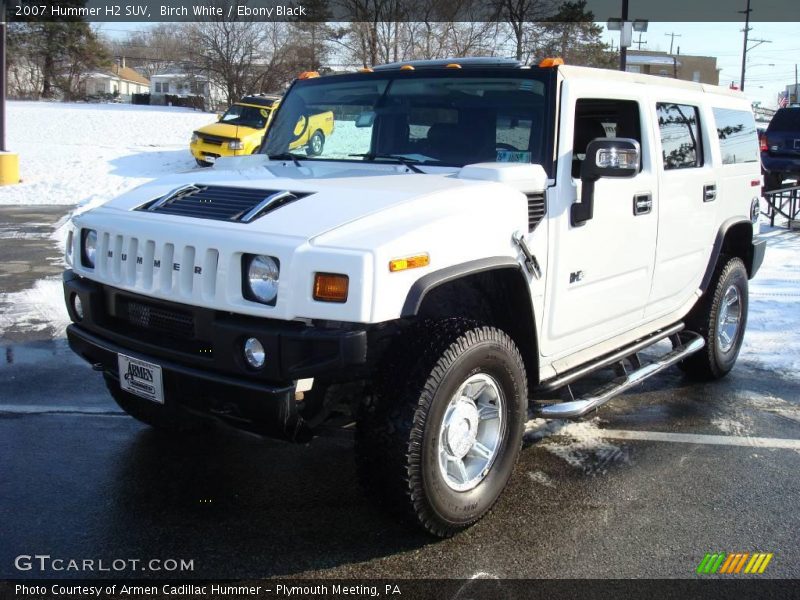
[496,150,531,163]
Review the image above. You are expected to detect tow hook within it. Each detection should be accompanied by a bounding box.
[512,231,541,279]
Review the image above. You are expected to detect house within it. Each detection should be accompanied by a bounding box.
[149,68,226,110]
[81,60,150,101]
[626,50,720,85]
[784,83,799,105]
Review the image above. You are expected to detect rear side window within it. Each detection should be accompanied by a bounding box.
[712,108,758,165]
[768,107,800,131]
[657,103,703,170]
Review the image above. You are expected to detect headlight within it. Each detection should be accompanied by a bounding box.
[229,140,244,150]
[243,254,280,305]
[191,133,199,144]
[81,229,97,268]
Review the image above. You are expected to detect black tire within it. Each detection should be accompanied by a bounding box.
[356,319,528,537]
[680,257,749,380]
[306,131,325,156]
[105,374,204,432]
[763,172,782,192]
[195,158,213,168]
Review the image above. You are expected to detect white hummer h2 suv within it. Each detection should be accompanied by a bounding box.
[63,57,765,536]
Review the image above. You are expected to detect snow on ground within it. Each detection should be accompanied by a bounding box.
[0,101,215,207]
[739,225,800,375]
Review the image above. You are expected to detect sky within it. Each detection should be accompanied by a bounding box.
[602,22,799,108]
[97,20,798,109]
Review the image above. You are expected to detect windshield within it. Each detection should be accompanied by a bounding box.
[263,72,551,168]
[220,104,271,129]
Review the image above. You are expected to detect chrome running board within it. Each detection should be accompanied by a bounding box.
[534,332,705,420]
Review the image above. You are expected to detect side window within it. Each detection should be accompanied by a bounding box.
[572,98,642,177]
[712,107,759,165]
[657,103,703,170]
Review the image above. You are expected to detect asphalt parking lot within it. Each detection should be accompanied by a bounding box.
[1,206,799,580]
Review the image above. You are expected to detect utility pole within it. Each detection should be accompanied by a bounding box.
[633,33,647,50]
[739,0,751,91]
[664,32,682,55]
[619,0,629,71]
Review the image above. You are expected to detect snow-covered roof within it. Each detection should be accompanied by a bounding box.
[626,55,682,67]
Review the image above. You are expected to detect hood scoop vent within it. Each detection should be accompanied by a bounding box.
[137,184,310,223]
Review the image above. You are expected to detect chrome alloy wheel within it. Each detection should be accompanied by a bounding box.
[717,284,742,353]
[437,373,505,492]
[311,133,323,154]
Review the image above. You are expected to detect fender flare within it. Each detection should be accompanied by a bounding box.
[400,256,524,318]
[699,217,759,293]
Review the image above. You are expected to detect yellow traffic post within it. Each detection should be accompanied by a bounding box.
[0,152,19,185]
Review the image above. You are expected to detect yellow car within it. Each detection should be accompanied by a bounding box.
[190,94,334,167]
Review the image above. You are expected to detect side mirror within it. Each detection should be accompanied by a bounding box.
[216,113,223,121]
[355,111,376,128]
[571,138,641,226]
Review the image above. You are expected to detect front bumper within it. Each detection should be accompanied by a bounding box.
[63,270,369,439]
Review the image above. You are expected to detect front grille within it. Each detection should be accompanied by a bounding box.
[527,192,546,231]
[118,297,195,339]
[198,133,230,146]
[137,185,310,223]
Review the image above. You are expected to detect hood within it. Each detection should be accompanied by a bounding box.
[96,159,502,241]
[195,121,263,139]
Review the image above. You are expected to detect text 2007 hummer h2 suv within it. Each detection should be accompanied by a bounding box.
[63,58,766,536]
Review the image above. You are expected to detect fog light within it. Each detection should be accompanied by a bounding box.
[72,294,84,320]
[244,337,265,369]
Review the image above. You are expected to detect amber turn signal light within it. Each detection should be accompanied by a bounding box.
[389,253,430,272]
[313,273,349,302]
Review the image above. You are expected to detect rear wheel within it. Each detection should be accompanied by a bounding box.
[681,257,749,380]
[105,374,204,432]
[306,131,325,156]
[764,172,782,191]
[356,319,527,537]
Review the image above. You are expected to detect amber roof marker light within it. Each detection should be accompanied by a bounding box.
[538,57,564,67]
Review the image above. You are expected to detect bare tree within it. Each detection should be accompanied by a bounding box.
[108,24,191,79]
[183,20,270,105]
[492,0,558,61]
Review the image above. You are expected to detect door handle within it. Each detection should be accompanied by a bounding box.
[633,193,652,215]
[703,184,717,202]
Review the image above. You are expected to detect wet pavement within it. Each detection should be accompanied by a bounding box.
[1,206,799,580]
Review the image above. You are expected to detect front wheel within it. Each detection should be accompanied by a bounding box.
[681,257,749,380]
[195,158,213,168]
[356,320,527,537]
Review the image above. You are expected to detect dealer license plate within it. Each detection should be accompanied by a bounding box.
[118,354,164,404]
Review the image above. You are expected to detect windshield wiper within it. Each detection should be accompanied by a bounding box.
[350,153,425,173]
[268,153,303,168]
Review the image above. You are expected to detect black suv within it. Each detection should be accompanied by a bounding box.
[762,106,800,190]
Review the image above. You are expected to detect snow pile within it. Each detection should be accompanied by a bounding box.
[0,277,71,336]
[0,101,215,207]
[739,226,800,374]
